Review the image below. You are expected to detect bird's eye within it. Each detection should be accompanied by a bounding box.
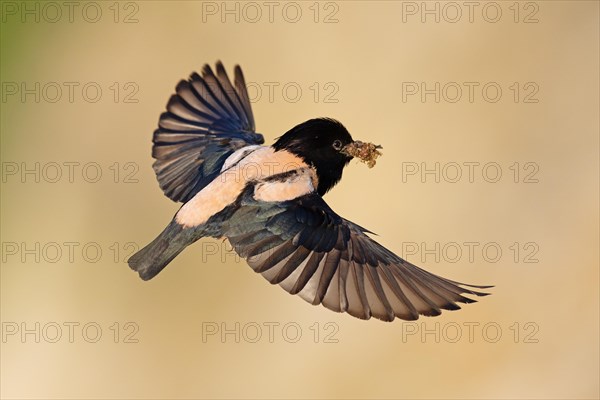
[332,140,343,150]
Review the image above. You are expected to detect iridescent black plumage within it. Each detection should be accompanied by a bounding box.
[273,118,353,195]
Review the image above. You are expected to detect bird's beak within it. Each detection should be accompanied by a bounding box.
[341,141,383,168]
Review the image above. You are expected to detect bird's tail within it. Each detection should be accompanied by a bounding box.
[128,220,199,280]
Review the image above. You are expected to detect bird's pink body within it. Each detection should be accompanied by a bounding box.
[175,146,316,228]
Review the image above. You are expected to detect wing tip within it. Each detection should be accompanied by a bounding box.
[201,63,214,76]
[234,64,245,79]
[441,302,462,311]
[204,60,229,78]
[462,286,493,297]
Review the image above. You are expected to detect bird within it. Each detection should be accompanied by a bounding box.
[128,61,491,322]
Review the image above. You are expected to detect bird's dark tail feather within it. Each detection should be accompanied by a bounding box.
[128,220,198,281]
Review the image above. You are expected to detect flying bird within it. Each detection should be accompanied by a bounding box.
[128,61,491,322]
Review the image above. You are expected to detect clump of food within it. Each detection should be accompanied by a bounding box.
[342,141,383,168]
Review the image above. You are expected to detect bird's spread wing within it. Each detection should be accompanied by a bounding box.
[152,61,264,203]
[223,191,490,322]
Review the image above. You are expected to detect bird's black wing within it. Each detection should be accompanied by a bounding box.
[152,61,264,203]
[223,191,491,322]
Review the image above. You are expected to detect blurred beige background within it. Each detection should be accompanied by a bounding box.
[1,1,598,399]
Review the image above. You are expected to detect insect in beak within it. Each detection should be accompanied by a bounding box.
[341,141,383,168]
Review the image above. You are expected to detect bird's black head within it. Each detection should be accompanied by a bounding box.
[273,118,354,196]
